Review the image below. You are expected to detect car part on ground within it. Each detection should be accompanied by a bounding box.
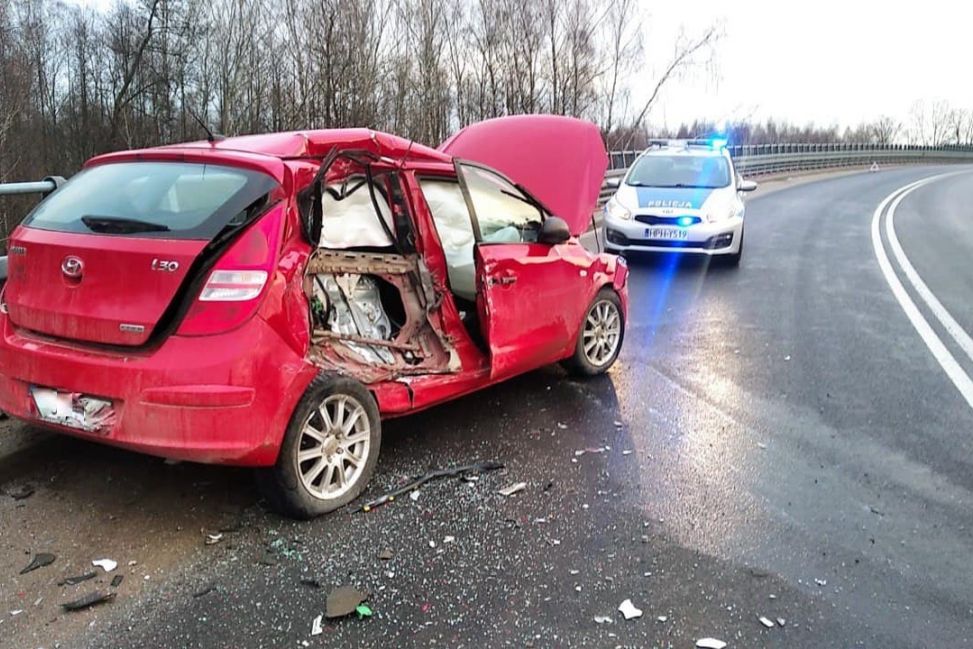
[357,460,504,512]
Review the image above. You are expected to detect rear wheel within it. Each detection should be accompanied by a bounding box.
[564,289,625,376]
[258,374,381,519]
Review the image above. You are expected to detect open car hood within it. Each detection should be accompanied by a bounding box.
[439,115,608,236]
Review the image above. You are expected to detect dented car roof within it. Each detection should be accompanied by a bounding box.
[86,117,609,235]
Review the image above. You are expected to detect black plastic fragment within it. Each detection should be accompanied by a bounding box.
[62,591,116,611]
[10,485,35,500]
[110,575,124,588]
[358,460,505,512]
[300,578,323,589]
[20,552,55,574]
[58,572,97,586]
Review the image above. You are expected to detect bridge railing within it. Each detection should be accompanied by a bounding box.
[601,142,973,206]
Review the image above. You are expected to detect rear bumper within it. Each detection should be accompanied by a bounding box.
[0,315,316,466]
[605,216,743,255]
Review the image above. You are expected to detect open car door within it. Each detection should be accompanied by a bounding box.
[456,162,583,380]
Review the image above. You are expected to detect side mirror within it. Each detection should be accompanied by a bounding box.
[538,216,571,245]
[605,176,622,189]
[738,179,758,192]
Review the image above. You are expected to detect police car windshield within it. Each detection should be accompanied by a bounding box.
[626,155,731,189]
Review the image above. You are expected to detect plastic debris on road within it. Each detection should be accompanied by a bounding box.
[378,549,394,561]
[326,586,367,618]
[574,447,608,457]
[777,617,786,627]
[310,614,323,636]
[62,591,116,612]
[58,573,97,587]
[656,615,668,622]
[92,559,117,572]
[110,575,124,588]
[594,615,613,624]
[617,599,643,620]
[358,461,504,512]
[814,578,828,586]
[355,604,373,619]
[498,482,527,497]
[205,533,224,546]
[9,485,34,500]
[758,616,775,628]
[19,553,55,574]
[443,535,455,544]
[409,490,421,502]
[696,639,727,649]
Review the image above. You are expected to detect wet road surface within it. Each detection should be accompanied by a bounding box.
[3,166,973,648]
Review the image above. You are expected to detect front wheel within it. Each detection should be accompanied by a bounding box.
[257,374,381,519]
[564,289,625,376]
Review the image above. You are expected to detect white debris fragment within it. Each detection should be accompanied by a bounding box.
[776,617,786,627]
[656,615,668,622]
[574,447,608,457]
[33,597,42,607]
[784,355,791,361]
[613,420,623,427]
[127,560,138,567]
[768,594,776,599]
[756,442,767,450]
[622,450,633,455]
[696,639,727,649]
[428,540,437,549]
[443,536,455,544]
[814,578,828,586]
[575,585,582,592]
[205,533,223,546]
[594,615,613,624]
[92,559,117,572]
[10,610,23,616]
[557,422,568,430]
[498,482,527,497]
[758,616,775,628]
[310,614,323,636]
[569,569,580,575]
[617,599,643,620]
[410,490,421,502]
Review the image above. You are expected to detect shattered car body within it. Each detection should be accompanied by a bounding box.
[0,115,628,518]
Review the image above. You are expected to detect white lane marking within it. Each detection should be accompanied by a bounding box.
[885,172,973,364]
[871,171,973,410]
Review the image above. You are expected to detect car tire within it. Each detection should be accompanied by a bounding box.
[257,373,381,519]
[564,288,625,377]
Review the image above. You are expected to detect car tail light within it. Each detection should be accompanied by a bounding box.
[177,205,283,336]
[199,270,268,302]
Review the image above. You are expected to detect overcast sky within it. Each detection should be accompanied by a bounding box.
[71,0,970,130]
[644,0,973,129]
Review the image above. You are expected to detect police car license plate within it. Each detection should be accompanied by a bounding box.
[645,227,688,240]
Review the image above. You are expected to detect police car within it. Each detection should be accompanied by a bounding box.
[603,139,757,264]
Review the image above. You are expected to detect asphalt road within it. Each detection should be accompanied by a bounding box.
[3,165,973,648]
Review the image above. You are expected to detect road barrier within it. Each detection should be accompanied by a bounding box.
[602,142,973,205]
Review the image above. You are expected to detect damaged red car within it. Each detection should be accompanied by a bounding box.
[0,115,628,518]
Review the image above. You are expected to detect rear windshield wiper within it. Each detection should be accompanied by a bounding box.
[81,215,171,234]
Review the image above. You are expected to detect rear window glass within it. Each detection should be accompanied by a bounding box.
[24,162,278,239]
[626,155,732,189]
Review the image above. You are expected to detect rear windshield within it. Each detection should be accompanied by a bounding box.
[626,155,732,189]
[24,162,278,239]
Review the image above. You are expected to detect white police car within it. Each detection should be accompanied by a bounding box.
[603,139,757,264]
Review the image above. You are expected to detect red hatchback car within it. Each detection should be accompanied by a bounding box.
[0,115,628,518]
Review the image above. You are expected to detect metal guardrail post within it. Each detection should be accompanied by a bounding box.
[0,176,66,197]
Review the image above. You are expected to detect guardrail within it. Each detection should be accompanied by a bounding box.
[600,142,973,206]
[0,177,64,282]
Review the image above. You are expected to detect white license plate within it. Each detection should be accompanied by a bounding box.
[645,227,689,240]
[30,387,115,432]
